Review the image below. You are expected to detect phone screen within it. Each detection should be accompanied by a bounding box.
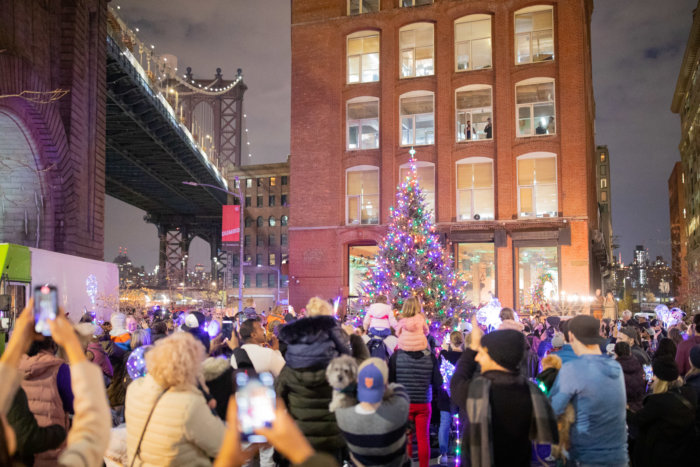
[222,320,234,340]
[236,373,276,443]
[34,285,58,336]
[643,364,653,383]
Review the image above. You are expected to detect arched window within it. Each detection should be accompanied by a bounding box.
[281,215,289,226]
[346,166,380,225]
[514,5,554,64]
[257,216,263,227]
[400,91,434,146]
[399,161,435,220]
[347,97,379,150]
[399,22,434,78]
[456,85,493,142]
[456,157,494,221]
[455,14,492,71]
[269,216,277,227]
[517,152,557,218]
[347,30,380,83]
[515,78,555,137]
[245,217,252,228]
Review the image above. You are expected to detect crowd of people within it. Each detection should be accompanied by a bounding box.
[1,294,700,467]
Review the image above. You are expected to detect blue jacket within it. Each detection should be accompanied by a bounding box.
[279,316,351,370]
[556,344,578,365]
[550,354,628,465]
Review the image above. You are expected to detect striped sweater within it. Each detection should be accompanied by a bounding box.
[335,384,409,467]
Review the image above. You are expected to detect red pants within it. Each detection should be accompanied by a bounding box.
[406,402,431,467]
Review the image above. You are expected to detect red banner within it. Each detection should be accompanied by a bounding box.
[222,205,240,243]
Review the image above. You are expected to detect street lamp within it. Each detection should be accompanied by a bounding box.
[182,179,245,313]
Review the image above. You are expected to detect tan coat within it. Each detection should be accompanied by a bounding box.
[125,374,225,466]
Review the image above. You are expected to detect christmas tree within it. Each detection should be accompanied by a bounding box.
[362,149,469,318]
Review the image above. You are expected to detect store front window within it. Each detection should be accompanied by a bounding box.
[517,246,558,309]
[348,245,379,298]
[455,243,495,306]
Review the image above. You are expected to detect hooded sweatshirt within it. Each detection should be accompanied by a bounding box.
[395,314,428,351]
[550,354,628,465]
[363,303,398,332]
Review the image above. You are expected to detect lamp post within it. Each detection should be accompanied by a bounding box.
[182,180,245,313]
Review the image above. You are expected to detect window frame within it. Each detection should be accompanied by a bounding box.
[269,195,276,206]
[281,215,288,226]
[347,30,380,84]
[348,0,380,15]
[455,84,493,142]
[269,216,276,227]
[399,90,435,147]
[399,22,434,79]
[257,195,264,207]
[515,78,556,137]
[346,165,380,225]
[516,152,558,219]
[401,0,433,7]
[255,273,263,288]
[269,253,276,266]
[281,233,288,246]
[456,157,495,221]
[347,97,380,151]
[256,216,263,227]
[454,14,492,72]
[256,254,263,267]
[514,5,555,65]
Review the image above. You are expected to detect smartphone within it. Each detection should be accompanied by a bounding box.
[643,364,653,383]
[34,285,58,336]
[617,322,622,331]
[222,320,234,340]
[236,372,276,443]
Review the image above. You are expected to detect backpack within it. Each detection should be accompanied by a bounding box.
[367,336,389,361]
[231,347,258,388]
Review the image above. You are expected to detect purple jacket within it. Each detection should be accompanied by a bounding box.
[87,342,114,378]
[676,335,700,376]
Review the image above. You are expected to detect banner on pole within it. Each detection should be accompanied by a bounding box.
[222,205,240,243]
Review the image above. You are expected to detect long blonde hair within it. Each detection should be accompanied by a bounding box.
[401,297,422,318]
[652,377,682,395]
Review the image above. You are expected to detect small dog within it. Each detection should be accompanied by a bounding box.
[551,403,576,461]
[326,355,358,412]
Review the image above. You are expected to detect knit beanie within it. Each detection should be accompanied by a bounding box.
[652,356,679,382]
[110,312,128,336]
[480,330,525,372]
[689,345,700,370]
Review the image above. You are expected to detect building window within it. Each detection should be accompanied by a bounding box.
[281,215,288,226]
[257,178,262,187]
[257,236,265,247]
[456,158,494,221]
[456,85,493,142]
[399,162,435,220]
[600,153,606,162]
[600,165,607,176]
[257,196,264,207]
[601,178,607,189]
[232,275,239,287]
[245,196,251,207]
[281,234,288,246]
[349,245,379,297]
[347,97,379,150]
[400,91,434,146]
[456,243,495,305]
[455,15,492,71]
[516,78,555,137]
[234,179,240,189]
[245,254,252,264]
[347,166,380,225]
[518,246,558,307]
[401,0,432,7]
[515,6,554,64]
[256,254,263,267]
[281,194,288,206]
[270,177,277,186]
[245,217,252,228]
[268,273,276,288]
[281,176,288,185]
[244,235,251,246]
[257,216,263,227]
[517,153,557,218]
[348,0,379,15]
[256,273,263,288]
[232,255,240,267]
[269,216,276,227]
[601,191,607,202]
[269,253,276,266]
[281,275,289,287]
[245,274,251,288]
[269,195,276,206]
[269,234,275,246]
[399,23,434,78]
[347,30,379,84]
[246,179,253,188]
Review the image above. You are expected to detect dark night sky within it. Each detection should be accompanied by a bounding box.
[105,0,697,272]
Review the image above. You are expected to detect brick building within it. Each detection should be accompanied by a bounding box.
[668,162,688,297]
[289,0,599,311]
[229,161,290,311]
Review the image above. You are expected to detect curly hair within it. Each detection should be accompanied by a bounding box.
[146,332,205,389]
[305,296,333,317]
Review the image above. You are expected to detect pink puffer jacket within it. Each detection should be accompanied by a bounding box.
[396,314,429,351]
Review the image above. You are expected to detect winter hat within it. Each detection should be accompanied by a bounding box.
[357,358,388,403]
[652,356,679,382]
[110,312,128,337]
[182,311,205,332]
[619,326,638,342]
[546,316,561,329]
[567,315,604,346]
[551,333,565,349]
[480,330,525,372]
[689,345,700,370]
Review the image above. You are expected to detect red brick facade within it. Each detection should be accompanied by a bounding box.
[290,0,598,311]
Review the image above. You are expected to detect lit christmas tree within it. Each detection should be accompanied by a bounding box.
[362,149,469,318]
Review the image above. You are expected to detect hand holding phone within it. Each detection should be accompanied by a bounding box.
[236,372,276,443]
[34,285,58,337]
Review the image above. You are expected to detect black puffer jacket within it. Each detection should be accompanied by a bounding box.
[274,365,345,454]
[202,356,234,420]
[617,355,646,412]
[279,316,351,370]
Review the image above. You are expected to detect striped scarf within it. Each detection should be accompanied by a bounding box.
[466,375,558,467]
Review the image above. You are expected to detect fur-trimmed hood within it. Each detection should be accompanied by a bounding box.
[202,356,232,381]
[279,315,340,344]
